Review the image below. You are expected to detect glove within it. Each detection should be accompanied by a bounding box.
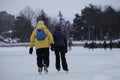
[51,44,54,51]
[29,48,33,54]
[64,46,68,53]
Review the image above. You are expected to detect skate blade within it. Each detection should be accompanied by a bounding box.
[45,70,48,74]
[39,71,42,74]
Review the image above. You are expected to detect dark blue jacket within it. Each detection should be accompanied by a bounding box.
[53,29,67,47]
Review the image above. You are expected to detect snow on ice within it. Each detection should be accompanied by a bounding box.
[0,46,120,80]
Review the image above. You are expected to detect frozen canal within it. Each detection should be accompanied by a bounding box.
[0,46,120,80]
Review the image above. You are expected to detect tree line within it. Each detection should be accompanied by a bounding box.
[0,7,71,42]
[0,4,120,42]
[72,4,120,41]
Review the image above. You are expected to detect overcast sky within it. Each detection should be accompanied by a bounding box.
[0,0,120,23]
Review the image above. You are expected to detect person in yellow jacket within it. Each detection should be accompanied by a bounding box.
[29,21,54,73]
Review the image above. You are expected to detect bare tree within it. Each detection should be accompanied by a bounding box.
[19,6,36,26]
[35,9,50,27]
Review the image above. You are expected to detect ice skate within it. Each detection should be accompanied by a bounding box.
[64,69,69,73]
[44,64,48,73]
[38,67,42,74]
[57,69,60,72]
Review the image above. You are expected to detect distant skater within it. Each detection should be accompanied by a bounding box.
[103,41,107,50]
[109,40,113,50]
[90,41,95,51]
[68,38,73,51]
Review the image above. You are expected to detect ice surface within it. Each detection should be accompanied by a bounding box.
[0,47,120,80]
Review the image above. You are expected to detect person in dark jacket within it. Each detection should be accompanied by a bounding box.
[51,25,69,72]
[90,41,95,51]
[109,40,113,50]
[103,40,107,50]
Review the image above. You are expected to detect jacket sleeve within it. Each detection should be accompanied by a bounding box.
[47,29,54,45]
[64,34,67,47]
[30,30,35,48]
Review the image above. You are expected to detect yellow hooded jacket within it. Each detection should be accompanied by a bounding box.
[30,21,54,49]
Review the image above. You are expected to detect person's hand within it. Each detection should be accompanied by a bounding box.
[51,44,54,51]
[29,48,33,54]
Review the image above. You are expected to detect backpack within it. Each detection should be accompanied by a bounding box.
[36,29,46,40]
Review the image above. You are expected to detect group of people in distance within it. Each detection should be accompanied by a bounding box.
[29,21,69,74]
[84,40,120,50]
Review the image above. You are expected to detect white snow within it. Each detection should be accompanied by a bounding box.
[0,47,120,80]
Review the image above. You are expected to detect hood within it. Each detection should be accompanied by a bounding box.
[36,21,47,30]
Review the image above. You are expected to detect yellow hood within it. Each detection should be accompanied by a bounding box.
[36,21,47,30]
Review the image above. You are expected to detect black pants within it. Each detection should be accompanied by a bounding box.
[36,48,49,68]
[54,46,68,71]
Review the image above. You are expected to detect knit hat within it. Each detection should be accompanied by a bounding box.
[55,25,61,30]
